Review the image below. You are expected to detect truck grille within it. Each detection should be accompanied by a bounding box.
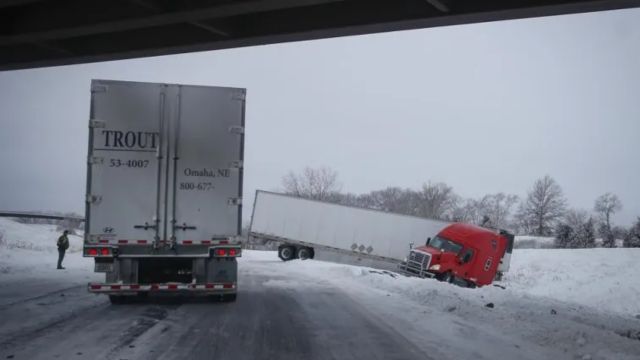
[404,250,432,277]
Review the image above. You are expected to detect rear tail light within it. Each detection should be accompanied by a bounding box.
[215,248,227,257]
[87,248,98,256]
[214,247,240,257]
[100,247,110,256]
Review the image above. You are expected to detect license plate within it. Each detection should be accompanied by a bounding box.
[95,262,114,273]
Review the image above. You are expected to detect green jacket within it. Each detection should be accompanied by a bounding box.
[57,234,69,250]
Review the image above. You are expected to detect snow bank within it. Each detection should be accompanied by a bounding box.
[0,218,94,280]
[240,250,640,359]
[505,248,640,315]
[241,247,640,317]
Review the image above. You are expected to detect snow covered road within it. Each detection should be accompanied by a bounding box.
[0,255,429,360]
[1,218,640,359]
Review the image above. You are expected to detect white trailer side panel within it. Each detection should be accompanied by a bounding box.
[250,191,450,261]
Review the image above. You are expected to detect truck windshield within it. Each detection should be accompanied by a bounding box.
[429,236,463,254]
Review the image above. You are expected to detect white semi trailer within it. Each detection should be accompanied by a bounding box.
[248,191,451,267]
[83,80,245,303]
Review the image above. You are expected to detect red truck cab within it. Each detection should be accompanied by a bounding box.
[403,223,514,287]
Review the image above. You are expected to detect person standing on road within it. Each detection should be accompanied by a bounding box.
[57,230,70,269]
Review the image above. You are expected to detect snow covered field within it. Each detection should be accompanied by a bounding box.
[1,218,640,359]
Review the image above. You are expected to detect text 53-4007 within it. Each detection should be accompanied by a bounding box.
[109,159,149,168]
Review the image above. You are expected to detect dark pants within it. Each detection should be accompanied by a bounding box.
[57,248,66,268]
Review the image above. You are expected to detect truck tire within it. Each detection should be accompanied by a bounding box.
[278,245,295,261]
[297,247,312,260]
[440,272,453,283]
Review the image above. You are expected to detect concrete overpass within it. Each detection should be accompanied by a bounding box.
[1,0,640,71]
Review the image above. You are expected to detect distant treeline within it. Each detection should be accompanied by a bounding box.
[280,167,640,248]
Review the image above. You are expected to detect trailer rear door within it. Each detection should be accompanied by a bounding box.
[86,81,166,245]
[86,80,245,248]
[168,85,245,244]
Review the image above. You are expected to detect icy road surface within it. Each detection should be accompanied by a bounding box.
[1,218,639,359]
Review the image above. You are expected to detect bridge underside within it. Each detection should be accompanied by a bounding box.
[1,0,639,70]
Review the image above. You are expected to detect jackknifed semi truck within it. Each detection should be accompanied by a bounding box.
[249,191,513,287]
[83,79,245,303]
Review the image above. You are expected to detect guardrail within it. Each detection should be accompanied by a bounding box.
[0,211,85,222]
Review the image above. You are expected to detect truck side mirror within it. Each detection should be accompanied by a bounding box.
[426,237,431,246]
[409,242,414,250]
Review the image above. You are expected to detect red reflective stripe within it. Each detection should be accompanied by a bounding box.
[111,285,121,290]
[130,284,140,290]
[168,284,178,290]
[151,284,159,290]
[137,240,147,244]
[99,239,108,244]
[201,240,211,245]
[90,284,101,290]
[118,240,128,244]
[205,283,214,289]
[220,240,229,244]
[182,240,193,245]
[223,283,233,289]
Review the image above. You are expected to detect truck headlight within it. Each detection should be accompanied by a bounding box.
[429,264,441,271]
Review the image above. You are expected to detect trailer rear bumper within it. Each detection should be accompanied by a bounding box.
[88,282,236,294]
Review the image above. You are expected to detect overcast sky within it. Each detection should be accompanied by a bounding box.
[1,8,639,226]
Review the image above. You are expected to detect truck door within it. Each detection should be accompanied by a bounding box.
[86,80,167,245]
[167,85,245,245]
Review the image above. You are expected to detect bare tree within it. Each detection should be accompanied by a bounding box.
[282,167,342,201]
[594,193,622,248]
[415,182,458,220]
[594,193,622,229]
[515,175,567,236]
[450,193,518,229]
[364,187,417,215]
[477,193,519,229]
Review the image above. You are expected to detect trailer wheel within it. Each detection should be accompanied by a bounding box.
[297,247,312,260]
[278,245,295,261]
